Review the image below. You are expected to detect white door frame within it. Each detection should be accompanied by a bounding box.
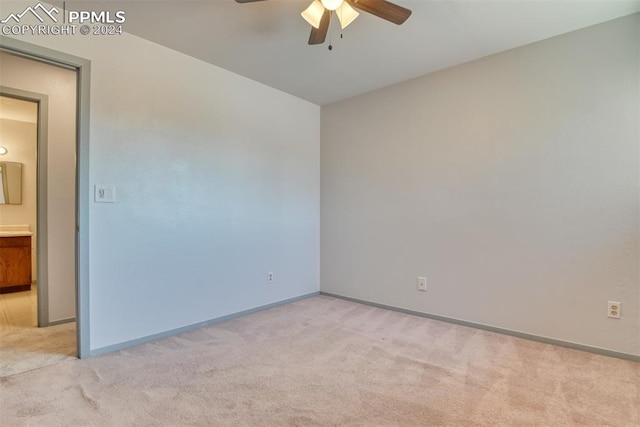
[0,36,91,358]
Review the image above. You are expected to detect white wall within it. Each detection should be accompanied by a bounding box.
[0,54,77,322]
[0,117,37,280]
[322,15,639,356]
[4,13,320,351]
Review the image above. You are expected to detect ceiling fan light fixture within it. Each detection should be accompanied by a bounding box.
[336,2,359,29]
[320,0,344,11]
[301,0,325,29]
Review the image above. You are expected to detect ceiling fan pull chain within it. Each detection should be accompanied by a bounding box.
[329,14,334,50]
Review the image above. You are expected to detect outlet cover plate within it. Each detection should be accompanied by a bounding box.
[417,277,427,291]
[607,301,621,319]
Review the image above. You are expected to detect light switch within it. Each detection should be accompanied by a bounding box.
[95,185,116,203]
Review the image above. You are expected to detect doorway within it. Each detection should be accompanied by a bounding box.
[0,85,78,377]
[0,37,91,366]
[0,95,39,325]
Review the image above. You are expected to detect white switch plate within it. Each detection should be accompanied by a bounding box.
[417,277,427,291]
[95,185,116,203]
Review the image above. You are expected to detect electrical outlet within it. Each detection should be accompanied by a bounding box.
[607,301,621,319]
[417,277,427,292]
[268,272,274,283]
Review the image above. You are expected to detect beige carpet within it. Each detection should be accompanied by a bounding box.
[1,295,638,426]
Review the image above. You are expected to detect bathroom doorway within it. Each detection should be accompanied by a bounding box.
[0,91,77,377]
[0,95,39,324]
[0,38,91,362]
[0,45,91,375]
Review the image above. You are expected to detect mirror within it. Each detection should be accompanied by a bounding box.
[0,162,23,205]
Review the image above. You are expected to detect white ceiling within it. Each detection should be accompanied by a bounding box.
[85,1,640,105]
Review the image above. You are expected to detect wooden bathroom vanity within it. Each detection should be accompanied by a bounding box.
[0,226,33,294]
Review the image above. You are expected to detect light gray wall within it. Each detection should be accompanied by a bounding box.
[5,21,320,351]
[0,117,37,279]
[321,15,639,356]
[0,53,77,323]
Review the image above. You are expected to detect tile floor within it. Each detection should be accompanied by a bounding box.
[0,285,38,329]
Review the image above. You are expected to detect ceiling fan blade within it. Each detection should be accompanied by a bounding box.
[308,8,330,45]
[235,0,266,3]
[347,0,411,25]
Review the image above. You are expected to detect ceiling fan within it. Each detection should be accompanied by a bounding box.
[235,0,412,46]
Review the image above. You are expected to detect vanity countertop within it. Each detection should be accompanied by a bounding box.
[0,225,33,237]
[0,231,33,237]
